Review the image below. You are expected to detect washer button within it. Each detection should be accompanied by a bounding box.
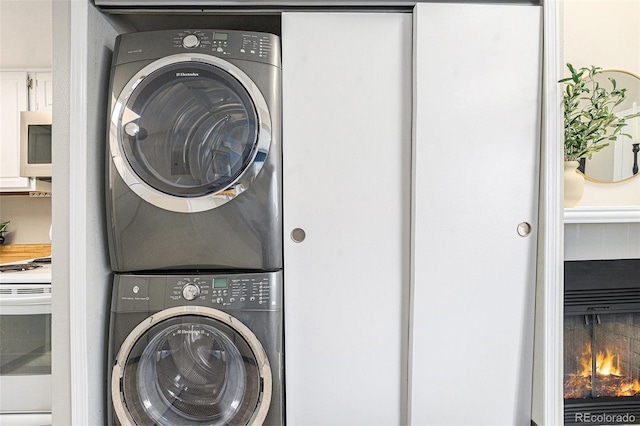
[182,284,200,301]
[183,34,200,49]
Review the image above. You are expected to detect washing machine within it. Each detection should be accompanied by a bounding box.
[108,271,283,425]
[106,29,282,272]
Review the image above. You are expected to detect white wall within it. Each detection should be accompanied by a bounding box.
[562,0,640,206]
[0,196,51,243]
[0,0,53,243]
[0,0,52,69]
[563,0,640,74]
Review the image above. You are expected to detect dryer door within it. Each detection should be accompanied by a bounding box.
[109,53,272,213]
[112,307,272,426]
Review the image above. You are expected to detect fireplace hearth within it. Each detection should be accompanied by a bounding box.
[565,259,640,425]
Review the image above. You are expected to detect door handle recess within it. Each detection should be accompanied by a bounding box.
[291,228,306,243]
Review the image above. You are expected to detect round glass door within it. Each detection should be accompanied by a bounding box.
[110,54,272,213]
[112,309,272,426]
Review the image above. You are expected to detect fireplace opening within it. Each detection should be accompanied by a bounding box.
[564,259,640,425]
[565,313,640,399]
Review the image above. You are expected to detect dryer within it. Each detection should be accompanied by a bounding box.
[108,271,283,425]
[106,29,282,272]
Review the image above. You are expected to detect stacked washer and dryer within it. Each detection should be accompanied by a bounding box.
[105,29,284,425]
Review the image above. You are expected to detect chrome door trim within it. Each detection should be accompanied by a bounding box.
[109,53,272,213]
[111,305,272,426]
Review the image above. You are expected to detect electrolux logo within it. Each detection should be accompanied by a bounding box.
[177,329,201,335]
[575,412,637,423]
[176,72,199,77]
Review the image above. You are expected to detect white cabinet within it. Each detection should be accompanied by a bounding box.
[411,3,542,425]
[29,72,53,111]
[282,12,412,425]
[0,71,31,191]
[0,70,52,192]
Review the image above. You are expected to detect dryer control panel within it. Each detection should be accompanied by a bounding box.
[113,271,282,313]
[113,29,281,68]
[173,30,275,62]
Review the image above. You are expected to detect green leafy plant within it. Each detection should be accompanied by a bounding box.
[0,221,8,244]
[560,64,638,161]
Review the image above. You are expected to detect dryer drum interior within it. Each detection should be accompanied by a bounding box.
[119,61,260,198]
[113,312,272,426]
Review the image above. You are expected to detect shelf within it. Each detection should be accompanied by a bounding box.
[564,206,640,224]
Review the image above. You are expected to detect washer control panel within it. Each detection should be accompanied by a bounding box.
[169,274,276,309]
[114,271,282,312]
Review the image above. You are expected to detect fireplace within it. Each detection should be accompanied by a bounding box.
[565,259,640,425]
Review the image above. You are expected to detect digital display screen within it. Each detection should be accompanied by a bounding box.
[214,278,228,288]
[213,33,228,41]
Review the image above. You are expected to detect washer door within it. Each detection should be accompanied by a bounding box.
[109,53,272,213]
[112,307,272,426]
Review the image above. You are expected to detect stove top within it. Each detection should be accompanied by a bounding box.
[0,258,52,284]
[0,263,42,273]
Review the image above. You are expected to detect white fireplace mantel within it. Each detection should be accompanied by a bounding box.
[564,206,640,224]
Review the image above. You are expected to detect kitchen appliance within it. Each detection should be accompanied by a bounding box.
[20,111,52,178]
[0,259,52,426]
[109,271,283,425]
[106,29,282,272]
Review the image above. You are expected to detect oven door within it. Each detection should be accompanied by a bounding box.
[0,290,52,418]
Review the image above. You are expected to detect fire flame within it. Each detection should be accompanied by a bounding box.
[564,342,640,399]
[580,344,621,376]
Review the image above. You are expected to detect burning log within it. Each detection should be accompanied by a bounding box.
[594,373,640,397]
[564,375,592,399]
[564,342,640,399]
[565,373,640,399]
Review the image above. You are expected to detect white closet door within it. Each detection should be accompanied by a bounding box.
[282,12,412,425]
[411,3,542,425]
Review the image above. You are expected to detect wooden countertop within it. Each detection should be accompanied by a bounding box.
[0,244,51,264]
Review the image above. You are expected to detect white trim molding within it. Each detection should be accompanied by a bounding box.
[69,0,89,424]
[533,0,564,424]
[564,206,640,223]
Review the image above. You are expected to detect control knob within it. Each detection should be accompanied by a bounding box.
[182,34,200,49]
[182,284,200,301]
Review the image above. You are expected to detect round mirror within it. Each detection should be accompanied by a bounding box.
[580,70,640,183]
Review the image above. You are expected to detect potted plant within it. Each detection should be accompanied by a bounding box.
[560,63,637,206]
[0,221,8,245]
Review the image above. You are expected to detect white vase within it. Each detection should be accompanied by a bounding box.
[564,160,584,207]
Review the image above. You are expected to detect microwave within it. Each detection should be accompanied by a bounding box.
[20,110,52,177]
